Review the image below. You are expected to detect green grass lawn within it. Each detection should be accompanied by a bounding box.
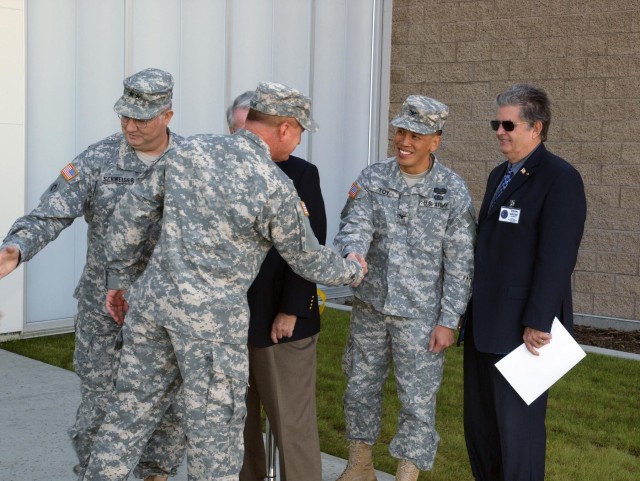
[317,308,640,481]
[1,331,75,371]
[2,307,639,480]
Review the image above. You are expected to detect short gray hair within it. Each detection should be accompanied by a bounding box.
[495,83,551,142]
[226,90,254,131]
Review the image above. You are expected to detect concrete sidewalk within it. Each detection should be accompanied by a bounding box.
[0,349,393,481]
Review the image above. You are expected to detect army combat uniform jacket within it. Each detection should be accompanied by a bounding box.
[334,156,476,328]
[1,130,187,478]
[1,130,184,315]
[105,129,363,345]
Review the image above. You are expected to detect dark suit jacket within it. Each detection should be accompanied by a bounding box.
[247,155,327,348]
[470,143,586,353]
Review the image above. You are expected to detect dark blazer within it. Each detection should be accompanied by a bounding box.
[470,143,586,353]
[247,155,327,348]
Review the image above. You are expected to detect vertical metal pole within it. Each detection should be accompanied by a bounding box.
[265,417,277,480]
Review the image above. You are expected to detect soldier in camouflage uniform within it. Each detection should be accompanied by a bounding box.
[81,81,366,481]
[0,68,186,481]
[333,96,476,481]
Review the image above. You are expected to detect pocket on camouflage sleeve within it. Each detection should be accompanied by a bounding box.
[294,200,321,253]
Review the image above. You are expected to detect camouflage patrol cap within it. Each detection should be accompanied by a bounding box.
[250,81,319,132]
[113,68,174,120]
[390,95,449,135]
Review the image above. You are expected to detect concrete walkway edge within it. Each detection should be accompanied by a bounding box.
[0,349,393,481]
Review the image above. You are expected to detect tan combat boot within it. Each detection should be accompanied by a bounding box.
[395,459,420,481]
[335,440,378,481]
[144,476,168,481]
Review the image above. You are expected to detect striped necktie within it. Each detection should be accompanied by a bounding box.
[490,165,515,210]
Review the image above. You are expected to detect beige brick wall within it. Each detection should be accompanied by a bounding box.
[390,0,640,323]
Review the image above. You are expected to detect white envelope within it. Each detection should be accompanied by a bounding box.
[495,318,586,405]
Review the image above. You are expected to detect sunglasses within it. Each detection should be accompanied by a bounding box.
[490,120,529,132]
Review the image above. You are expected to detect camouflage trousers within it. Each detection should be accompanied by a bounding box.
[70,307,186,479]
[342,298,445,471]
[82,311,248,481]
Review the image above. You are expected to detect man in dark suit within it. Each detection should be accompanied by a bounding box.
[463,83,586,481]
[228,92,327,481]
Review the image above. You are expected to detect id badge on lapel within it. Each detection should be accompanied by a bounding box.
[499,206,521,223]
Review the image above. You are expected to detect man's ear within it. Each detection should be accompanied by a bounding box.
[278,121,288,139]
[532,120,543,138]
[430,134,442,153]
[162,110,174,126]
[278,119,295,140]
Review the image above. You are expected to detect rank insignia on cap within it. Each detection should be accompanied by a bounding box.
[300,201,309,216]
[348,182,360,199]
[61,163,79,181]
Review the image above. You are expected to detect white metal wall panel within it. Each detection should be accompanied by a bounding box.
[227,1,274,97]
[311,0,349,240]
[12,0,391,334]
[271,0,313,156]
[179,0,228,135]
[128,0,183,128]
[0,0,25,335]
[312,0,384,242]
[0,2,24,125]
[76,2,125,146]
[272,0,312,89]
[0,123,25,335]
[0,0,22,9]
[25,0,80,328]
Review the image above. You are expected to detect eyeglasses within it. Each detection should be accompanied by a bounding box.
[490,120,529,132]
[118,109,170,129]
[118,114,153,129]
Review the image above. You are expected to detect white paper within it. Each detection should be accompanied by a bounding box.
[495,318,586,405]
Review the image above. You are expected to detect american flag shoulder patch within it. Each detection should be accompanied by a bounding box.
[61,163,79,181]
[300,201,309,217]
[348,182,360,199]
